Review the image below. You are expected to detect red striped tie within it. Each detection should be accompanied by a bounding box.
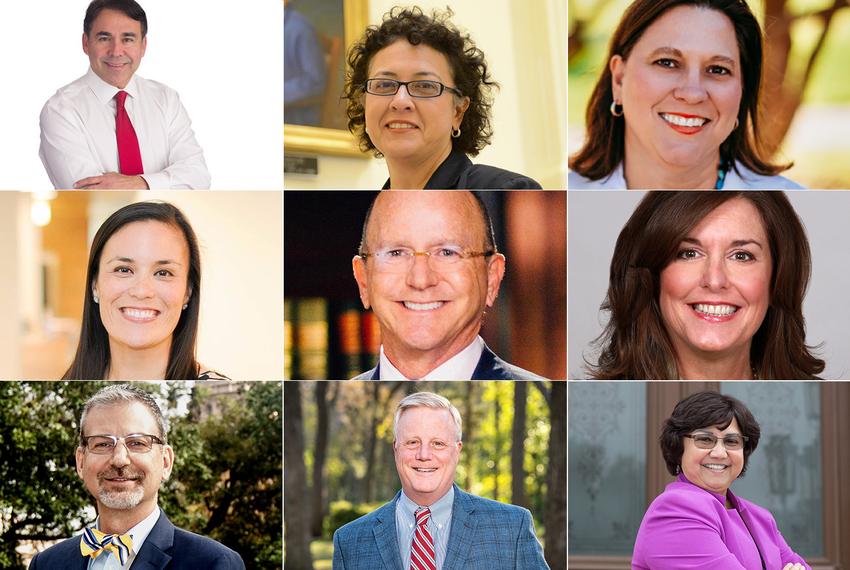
[410,507,436,570]
[115,90,144,175]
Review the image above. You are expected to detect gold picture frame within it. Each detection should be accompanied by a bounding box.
[284,0,369,158]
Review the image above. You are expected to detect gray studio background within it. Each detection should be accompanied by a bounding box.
[568,190,850,380]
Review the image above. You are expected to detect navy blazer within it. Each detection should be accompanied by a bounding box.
[382,148,542,190]
[29,509,245,570]
[332,485,549,570]
[351,344,545,381]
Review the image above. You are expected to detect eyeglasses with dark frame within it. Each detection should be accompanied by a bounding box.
[684,432,748,451]
[364,78,463,98]
[359,246,494,273]
[81,433,165,455]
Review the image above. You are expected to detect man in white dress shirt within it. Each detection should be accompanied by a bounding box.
[351,191,544,381]
[39,0,210,190]
[28,384,243,569]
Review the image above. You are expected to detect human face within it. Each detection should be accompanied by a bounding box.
[364,40,469,165]
[610,6,742,171]
[83,9,147,89]
[76,402,174,515]
[660,198,771,367]
[394,406,461,506]
[680,417,744,495]
[352,192,505,366]
[93,220,191,358]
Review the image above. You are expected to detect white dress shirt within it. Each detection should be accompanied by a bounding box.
[39,68,210,190]
[87,506,161,570]
[568,161,804,189]
[379,335,485,381]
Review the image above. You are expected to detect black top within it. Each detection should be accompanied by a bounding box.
[382,148,542,189]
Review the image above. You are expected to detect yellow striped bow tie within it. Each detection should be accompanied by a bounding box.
[80,528,133,565]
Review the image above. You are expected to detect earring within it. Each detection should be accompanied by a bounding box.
[734,118,740,129]
[93,294,99,304]
[451,126,461,138]
[182,303,188,311]
[610,100,624,117]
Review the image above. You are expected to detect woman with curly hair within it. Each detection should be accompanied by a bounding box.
[343,7,541,189]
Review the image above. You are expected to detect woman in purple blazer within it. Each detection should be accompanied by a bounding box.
[632,392,809,570]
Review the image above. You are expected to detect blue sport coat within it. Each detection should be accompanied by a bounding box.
[28,509,245,569]
[332,485,549,569]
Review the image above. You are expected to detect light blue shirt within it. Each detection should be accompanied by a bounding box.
[396,488,454,570]
[568,161,804,189]
[87,507,161,570]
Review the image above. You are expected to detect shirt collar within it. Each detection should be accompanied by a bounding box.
[95,505,161,557]
[379,336,484,381]
[676,472,741,509]
[84,67,140,105]
[399,485,454,527]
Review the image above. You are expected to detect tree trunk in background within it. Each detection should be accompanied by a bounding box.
[310,382,329,538]
[284,382,314,569]
[464,382,476,489]
[493,391,502,502]
[544,383,567,570]
[362,383,381,503]
[511,381,529,508]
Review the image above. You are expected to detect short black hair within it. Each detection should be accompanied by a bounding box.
[660,391,761,477]
[357,190,498,255]
[84,0,148,38]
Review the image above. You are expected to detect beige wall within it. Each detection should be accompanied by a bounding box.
[285,0,567,189]
[0,193,22,378]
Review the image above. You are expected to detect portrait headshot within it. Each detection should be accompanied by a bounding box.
[568,190,850,380]
[0,191,282,380]
[283,382,566,569]
[284,190,566,380]
[2,381,282,569]
[285,0,566,190]
[568,381,850,568]
[568,0,850,189]
[0,1,282,190]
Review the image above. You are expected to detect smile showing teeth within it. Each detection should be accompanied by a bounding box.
[404,301,444,311]
[702,464,728,471]
[661,113,708,127]
[387,122,416,129]
[122,308,158,320]
[692,303,737,317]
[413,467,437,473]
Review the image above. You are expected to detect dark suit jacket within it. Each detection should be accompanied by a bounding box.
[351,344,545,381]
[332,485,549,569]
[382,148,542,189]
[29,509,245,570]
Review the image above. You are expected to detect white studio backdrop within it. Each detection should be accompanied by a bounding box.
[0,1,283,190]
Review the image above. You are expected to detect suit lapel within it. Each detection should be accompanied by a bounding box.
[471,345,511,380]
[443,486,477,568]
[372,493,403,570]
[372,363,381,380]
[130,509,173,569]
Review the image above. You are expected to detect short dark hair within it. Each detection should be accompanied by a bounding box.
[79,384,168,446]
[344,6,497,157]
[569,0,787,181]
[660,391,760,477]
[590,191,824,379]
[63,202,202,380]
[84,0,148,38]
[357,190,498,255]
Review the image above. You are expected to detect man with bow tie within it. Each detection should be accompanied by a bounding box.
[29,384,244,569]
[332,392,549,570]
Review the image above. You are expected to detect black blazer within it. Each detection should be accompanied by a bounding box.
[351,344,545,380]
[29,509,245,569]
[382,148,542,189]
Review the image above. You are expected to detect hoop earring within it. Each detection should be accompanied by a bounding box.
[451,126,461,138]
[610,101,624,117]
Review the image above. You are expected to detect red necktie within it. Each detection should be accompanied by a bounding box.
[115,90,144,175]
[410,507,436,570]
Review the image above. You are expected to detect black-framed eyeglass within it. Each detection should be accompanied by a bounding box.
[364,78,463,98]
[684,432,748,451]
[81,433,165,455]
